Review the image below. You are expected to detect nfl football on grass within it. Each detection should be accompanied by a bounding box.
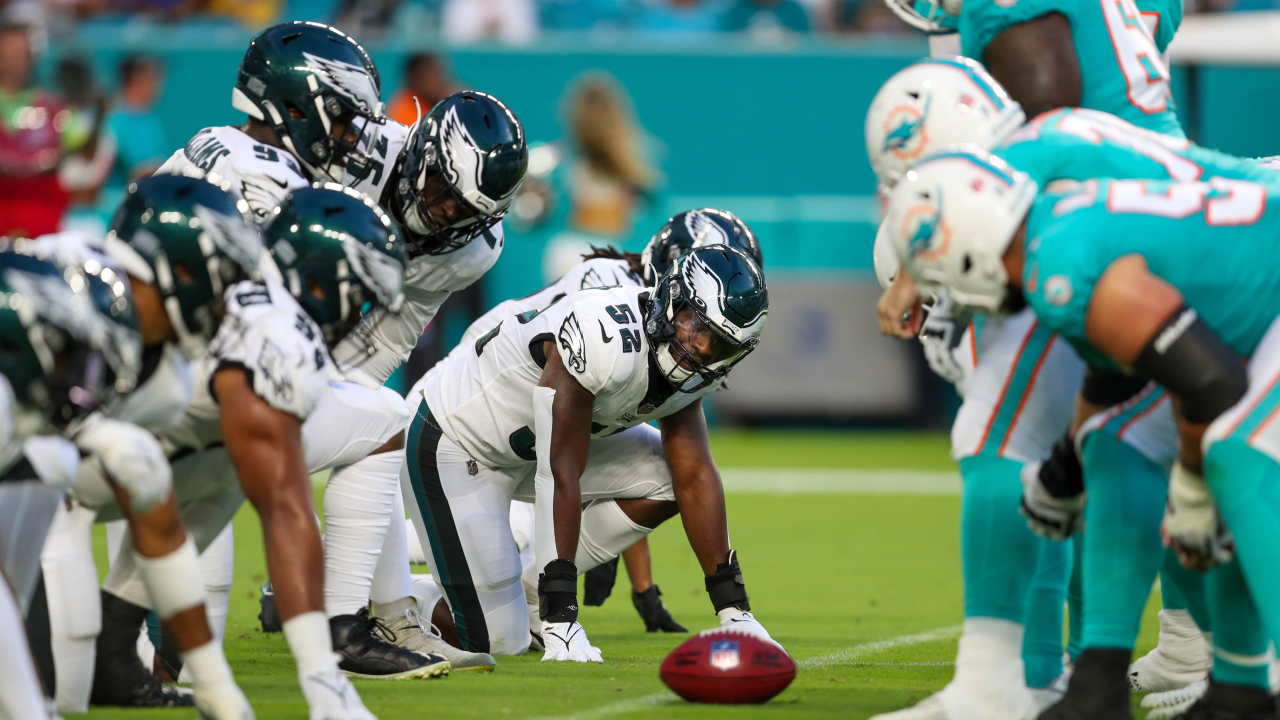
[659,627,796,704]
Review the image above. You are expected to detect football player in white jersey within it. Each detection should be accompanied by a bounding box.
[156,21,385,223]
[0,250,144,720]
[401,245,775,661]
[100,181,409,719]
[446,208,764,639]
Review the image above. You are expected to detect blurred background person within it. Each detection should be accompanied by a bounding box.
[0,23,80,237]
[631,0,727,35]
[724,0,811,35]
[106,54,168,183]
[55,53,116,234]
[387,53,458,125]
[441,0,538,45]
[541,71,661,282]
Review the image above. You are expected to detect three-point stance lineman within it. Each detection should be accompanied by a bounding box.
[403,245,776,660]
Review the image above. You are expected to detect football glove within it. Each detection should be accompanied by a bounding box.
[1162,463,1234,572]
[74,415,172,513]
[540,621,603,663]
[918,292,968,386]
[717,608,779,647]
[1019,436,1087,540]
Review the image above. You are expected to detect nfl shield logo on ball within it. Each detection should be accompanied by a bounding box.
[709,640,740,671]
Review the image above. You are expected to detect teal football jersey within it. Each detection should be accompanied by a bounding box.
[1023,178,1280,368]
[996,108,1280,188]
[960,0,1183,137]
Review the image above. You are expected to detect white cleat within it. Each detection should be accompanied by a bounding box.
[299,667,377,720]
[1141,678,1208,720]
[194,680,256,720]
[870,682,1036,720]
[381,607,496,673]
[540,621,603,663]
[1128,610,1211,692]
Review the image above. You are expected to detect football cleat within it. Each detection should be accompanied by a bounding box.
[330,607,450,679]
[541,621,603,663]
[1129,611,1211,692]
[194,679,256,720]
[299,666,377,720]
[1143,679,1209,720]
[91,591,194,708]
[583,557,619,606]
[380,606,496,673]
[632,585,687,633]
[258,582,282,633]
[1030,673,1071,714]
[869,681,1035,720]
[717,609,780,649]
[1038,649,1133,720]
[1170,680,1276,720]
[869,692,953,720]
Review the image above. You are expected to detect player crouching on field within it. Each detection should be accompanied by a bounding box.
[402,244,776,661]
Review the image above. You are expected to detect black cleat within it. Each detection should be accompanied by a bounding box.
[1038,648,1133,720]
[331,607,450,679]
[632,585,688,633]
[1175,680,1276,720]
[583,557,619,606]
[258,582,282,633]
[90,591,193,708]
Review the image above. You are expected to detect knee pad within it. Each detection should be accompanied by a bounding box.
[575,500,650,573]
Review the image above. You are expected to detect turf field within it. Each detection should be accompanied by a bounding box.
[82,430,1162,719]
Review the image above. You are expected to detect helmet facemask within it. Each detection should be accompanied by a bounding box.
[645,266,758,393]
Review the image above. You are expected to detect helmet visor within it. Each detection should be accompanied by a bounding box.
[404,171,483,236]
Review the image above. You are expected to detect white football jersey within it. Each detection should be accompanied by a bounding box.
[163,280,340,455]
[156,126,310,226]
[418,285,712,468]
[459,257,642,350]
[342,118,410,201]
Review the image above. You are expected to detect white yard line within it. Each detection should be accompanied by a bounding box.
[797,625,964,669]
[719,469,960,495]
[530,625,962,719]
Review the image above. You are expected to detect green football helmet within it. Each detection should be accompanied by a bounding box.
[644,245,768,393]
[265,184,407,347]
[392,91,527,256]
[104,170,263,359]
[641,208,764,287]
[232,21,385,183]
[0,247,142,429]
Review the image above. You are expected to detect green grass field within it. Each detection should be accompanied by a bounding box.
[80,430,1162,719]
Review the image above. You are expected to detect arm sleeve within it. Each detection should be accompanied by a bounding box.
[532,386,558,575]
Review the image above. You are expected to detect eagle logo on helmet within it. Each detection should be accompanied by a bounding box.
[902,190,950,262]
[684,210,730,247]
[301,52,381,117]
[883,94,931,162]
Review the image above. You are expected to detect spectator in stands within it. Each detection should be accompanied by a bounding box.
[725,0,811,34]
[0,23,76,237]
[539,0,626,30]
[387,53,458,125]
[542,72,661,281]
[106,54,169,182]
[56,54,116,233]
[441,0,538,44]
[631,0,727,34]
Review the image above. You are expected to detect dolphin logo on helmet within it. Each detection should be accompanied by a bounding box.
[883,94,931,160]
[903,190,950,262]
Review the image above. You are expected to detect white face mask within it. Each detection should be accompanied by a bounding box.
[655,341,695,385]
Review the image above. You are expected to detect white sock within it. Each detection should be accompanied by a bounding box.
[105,518,129,568]
[0,578,52,719]
[323,450,402,617]
[41,502,99,714]
[953,618,1027,685]
[283,611,339,676]
[200,525,235,646]
[370,486,414,606]
[405,519,427,565]
[181,639,235,688]
[410,575,444,619]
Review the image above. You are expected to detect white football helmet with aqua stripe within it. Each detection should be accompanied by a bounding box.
[865,57,1025,190]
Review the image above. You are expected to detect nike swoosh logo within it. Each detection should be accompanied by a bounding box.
[599,321,613,343]
[264,175,289,189]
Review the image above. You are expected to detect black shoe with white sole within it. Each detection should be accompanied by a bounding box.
[90,591,194,708]
[1174,680,1276,720]
[632,585,687,633]
[330,607,450,679]
[1038,649,1133,720]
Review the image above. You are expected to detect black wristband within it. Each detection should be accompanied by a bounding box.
[1039,433,1084,499]
[704,550,750,613]
[538,559,579,623]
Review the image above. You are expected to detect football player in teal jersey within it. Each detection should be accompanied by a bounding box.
[868,59,1280,720]
[886,148,1280,720]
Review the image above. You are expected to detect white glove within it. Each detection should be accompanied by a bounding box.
[540,621,603,663]
[21,434,81,492]
[919,293,968,386]
[1019,461,1087,541]
[1162,463,1234,571]
[73,416,172,513]
[718,608,781,649]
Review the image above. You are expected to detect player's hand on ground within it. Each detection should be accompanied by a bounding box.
[298,667,377,720]
[74,415,172,512]
[540,621,603,663]
[718,609,781,649]
[1019,460,1086,540]
[1162,464,1234,572]
[193,678,255,720]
